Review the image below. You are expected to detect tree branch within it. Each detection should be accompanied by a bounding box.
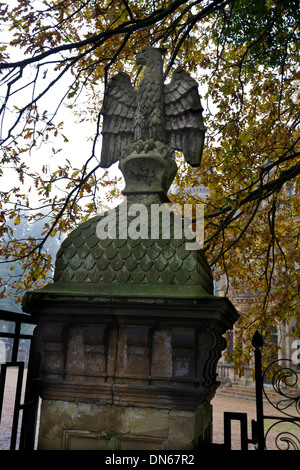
[0,0,191,71]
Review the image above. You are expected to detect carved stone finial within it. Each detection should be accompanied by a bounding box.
[100,46,206,179]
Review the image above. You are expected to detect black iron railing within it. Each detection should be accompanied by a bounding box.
[261,357,300,450]
[0,309,39,450]
[223,330,300,450]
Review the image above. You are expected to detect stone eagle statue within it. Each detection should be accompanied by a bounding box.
[100,47,206,168]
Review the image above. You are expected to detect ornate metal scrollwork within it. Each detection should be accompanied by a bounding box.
[264,420,300,450]
[262,359,300,450]
[263,359,300,418]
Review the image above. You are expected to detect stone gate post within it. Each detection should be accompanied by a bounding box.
[22,49,238,450]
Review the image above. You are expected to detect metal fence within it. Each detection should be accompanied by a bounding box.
[223,330,300,450]
[0,309,39,450]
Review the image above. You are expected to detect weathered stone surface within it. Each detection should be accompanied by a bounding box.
[100,47,206,169]
[37,400,210,450]
[49,195,214,297]
[33,301,235,417]
[119,141,178,198]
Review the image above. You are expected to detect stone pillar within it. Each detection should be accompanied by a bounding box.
[22,73,238,449]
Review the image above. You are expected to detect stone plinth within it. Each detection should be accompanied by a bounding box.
[119,140,177,201]
[23,279,237,449]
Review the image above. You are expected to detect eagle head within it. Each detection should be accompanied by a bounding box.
[136,46,167,67]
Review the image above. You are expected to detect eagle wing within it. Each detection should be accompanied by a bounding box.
[100,72,137,168]
[164,68,206,167]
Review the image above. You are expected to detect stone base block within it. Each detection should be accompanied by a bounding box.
[24,284,238,450]
[37,400,212,450]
